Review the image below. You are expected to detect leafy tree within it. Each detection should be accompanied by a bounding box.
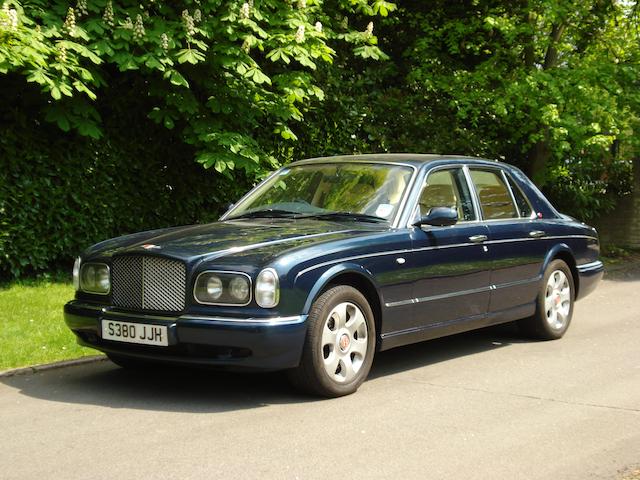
[0,0,395,178]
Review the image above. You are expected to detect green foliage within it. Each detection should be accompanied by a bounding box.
[0,0,392,178]
[0,79,249,279]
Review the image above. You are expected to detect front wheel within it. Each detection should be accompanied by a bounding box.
[519,259,575,340]
[288,285,376,397]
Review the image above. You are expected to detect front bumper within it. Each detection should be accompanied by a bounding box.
[64,301,308,371]
[576,260,604,300]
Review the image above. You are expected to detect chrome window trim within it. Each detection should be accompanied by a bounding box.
[220,161,418,229]
[500,169,521,218]
[193,270,253,307]
[404,164,480,228]
[79,262,111,295]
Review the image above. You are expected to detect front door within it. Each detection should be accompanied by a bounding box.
[408,167,492,332]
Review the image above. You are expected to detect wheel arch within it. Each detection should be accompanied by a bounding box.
[301,264,383,344]
[543,244,580,298]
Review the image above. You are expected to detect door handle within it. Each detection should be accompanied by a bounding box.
[469,234,488,243]
[529,230,546,238]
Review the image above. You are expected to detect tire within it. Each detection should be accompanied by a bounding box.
[106,353,156,370]
[288,285,376,397]
[518,259,575,340]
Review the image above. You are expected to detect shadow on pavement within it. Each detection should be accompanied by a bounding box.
[1,323,523,413]
[604,264,640,283]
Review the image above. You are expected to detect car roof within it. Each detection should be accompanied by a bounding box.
[291,153,502,169]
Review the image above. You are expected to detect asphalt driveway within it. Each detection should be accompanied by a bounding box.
[1,269,639,479]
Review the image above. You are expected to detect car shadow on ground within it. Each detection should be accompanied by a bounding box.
[1,322,526,413]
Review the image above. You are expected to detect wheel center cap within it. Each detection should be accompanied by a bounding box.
[339,334,350,352]
[555,295,561,306]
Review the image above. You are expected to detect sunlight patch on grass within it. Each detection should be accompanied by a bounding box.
[0,280,99,371]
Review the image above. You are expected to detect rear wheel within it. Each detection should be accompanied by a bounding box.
[288,285,376,397]
[519,259,574,340]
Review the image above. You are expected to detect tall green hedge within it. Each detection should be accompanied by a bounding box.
[0,79,249,279]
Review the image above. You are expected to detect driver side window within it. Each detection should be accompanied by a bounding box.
[418,168,476,221]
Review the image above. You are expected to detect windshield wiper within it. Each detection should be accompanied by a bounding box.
[303,212,388,223]
[228,209,301,220]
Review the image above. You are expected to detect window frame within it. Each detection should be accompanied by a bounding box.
[409,165,480,225]
[467,167,522,222]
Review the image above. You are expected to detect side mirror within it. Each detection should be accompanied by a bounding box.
[414,206,458,227]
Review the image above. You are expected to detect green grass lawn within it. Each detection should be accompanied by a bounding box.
[0,280,100,371]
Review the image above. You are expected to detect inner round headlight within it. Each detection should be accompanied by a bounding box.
[229,276,250,301]
[255,268,279,308]
[206,276,223,299]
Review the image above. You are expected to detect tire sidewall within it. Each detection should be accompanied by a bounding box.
[537,259,575,339]
[307,286,376,396]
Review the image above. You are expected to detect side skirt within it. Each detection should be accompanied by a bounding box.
[378,302,535,351]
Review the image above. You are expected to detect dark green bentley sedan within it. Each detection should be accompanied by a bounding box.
[64,154,603,396]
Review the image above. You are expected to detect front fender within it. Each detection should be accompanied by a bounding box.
[300,263,378,315]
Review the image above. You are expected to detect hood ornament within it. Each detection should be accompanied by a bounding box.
[141,244,161,250]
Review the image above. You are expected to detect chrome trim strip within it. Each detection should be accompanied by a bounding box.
[182,314,307,326]
[577,260,604,272]
[193,270,252,307]
[296,235,598,278]
[89,305,307,326]
[384,276,541,308]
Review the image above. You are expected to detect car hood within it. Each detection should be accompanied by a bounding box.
[84,218,385,266]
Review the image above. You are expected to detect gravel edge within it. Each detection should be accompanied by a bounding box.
[0,355,108,378]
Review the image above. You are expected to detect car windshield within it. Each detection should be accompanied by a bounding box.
[227,163,414,223]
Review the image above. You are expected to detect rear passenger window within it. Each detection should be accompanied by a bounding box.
[506,175,535,218]
[469,169,518,220]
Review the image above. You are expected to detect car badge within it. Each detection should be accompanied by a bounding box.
[141,244,161,250]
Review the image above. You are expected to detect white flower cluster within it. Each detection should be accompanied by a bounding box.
[295,24,305,43]
[161,32,169,51]
[76,0,88,17]
[194,9,202,23]
[133,13,145,40]
[240,2,250,19]
[58,43,67,62]
[63,7,76,36]
[103,1,114,27]
[298,0,306,9]
[122,15,133,29]
[314,21,322,33]
[182,9,195,39]
[365,21,373,37]
[0,4,19,31]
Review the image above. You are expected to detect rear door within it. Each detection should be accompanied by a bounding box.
[467,168,547,314]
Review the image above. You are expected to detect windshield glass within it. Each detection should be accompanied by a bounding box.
[228,163,414,222]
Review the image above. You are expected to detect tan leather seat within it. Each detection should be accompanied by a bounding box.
[419,184,458,216]
[477,185,516,219]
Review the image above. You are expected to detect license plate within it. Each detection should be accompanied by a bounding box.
[101,320,168,347]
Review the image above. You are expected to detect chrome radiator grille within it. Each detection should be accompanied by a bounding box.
[111,256,186,312]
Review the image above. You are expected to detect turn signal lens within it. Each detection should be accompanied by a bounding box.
[72,257,81,291]
[255,268,279,308]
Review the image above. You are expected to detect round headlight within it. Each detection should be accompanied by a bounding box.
[79,263,110,294]
[229,276,250,301]
[255,268,279,308]
[206,275,223,299]
[72,257,81,291]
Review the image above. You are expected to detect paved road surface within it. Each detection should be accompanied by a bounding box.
[1,271,639,480]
